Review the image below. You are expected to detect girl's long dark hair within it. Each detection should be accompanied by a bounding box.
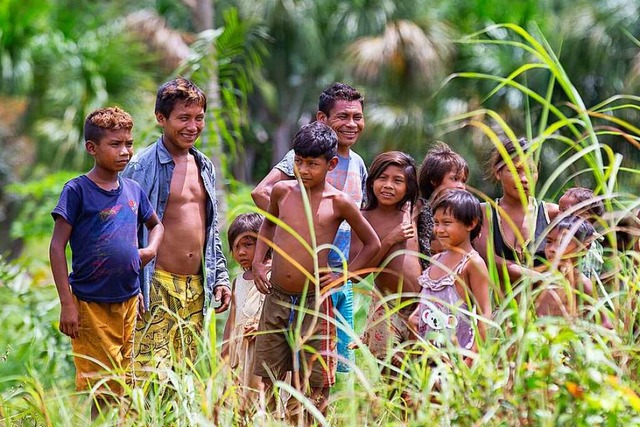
[363,151,418,212]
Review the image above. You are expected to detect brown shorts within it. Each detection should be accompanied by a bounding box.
[72,294,138,393]
[253,284,336,389]
[362,294,415,362]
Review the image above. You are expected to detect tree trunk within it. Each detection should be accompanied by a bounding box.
[186,0,227,221]
[272,120,294,165]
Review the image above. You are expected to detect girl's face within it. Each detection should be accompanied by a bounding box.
[544,228,581,262]
[433,208,476,249]
[232,233,257,270]
[495,157,538,200]
[434,169,466,196]
[373,164,408,207]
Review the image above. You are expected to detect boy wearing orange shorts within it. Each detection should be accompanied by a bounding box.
[49,107,163,419]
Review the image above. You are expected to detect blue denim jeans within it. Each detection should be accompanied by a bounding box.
[331,281,354,373]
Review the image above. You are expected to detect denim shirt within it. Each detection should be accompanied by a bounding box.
[121,137,230,314]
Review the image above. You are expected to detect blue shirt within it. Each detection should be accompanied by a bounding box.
[51,175,154,303]
[121,137,230,314]
[275,149,367,269]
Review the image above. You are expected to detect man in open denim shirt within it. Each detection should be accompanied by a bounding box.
[122,78,230,371]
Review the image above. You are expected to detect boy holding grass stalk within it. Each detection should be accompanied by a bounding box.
[534,215,612,328]
[252,121,380,422]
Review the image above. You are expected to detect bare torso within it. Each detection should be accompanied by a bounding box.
[270,182,345,292]
[155,154,207,275]
[364,207,422,296]
[497,198,535,256]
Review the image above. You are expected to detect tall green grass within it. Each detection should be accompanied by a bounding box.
[3,23,640,426]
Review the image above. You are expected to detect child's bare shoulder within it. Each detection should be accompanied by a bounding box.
[324,184,351,204]
[466,250,489,273]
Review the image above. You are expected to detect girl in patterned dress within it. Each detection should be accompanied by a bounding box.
[410,190,492,362]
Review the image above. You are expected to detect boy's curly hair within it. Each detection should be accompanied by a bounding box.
[84,106,133,143]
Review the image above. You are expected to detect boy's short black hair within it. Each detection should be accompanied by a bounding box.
[292,122,338,161]
[418,141,469,199]
[563,187,605,217]
[432,189,483,241]
[155,77,207,118]
[318,82,364,117]
[84,106,133,143]
[364,151,418,211]
[555,215,595,243]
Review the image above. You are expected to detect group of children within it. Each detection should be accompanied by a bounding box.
[50,78,616,422]
[223,132,614,422]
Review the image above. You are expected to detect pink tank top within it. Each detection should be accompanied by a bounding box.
[417,251,476,350]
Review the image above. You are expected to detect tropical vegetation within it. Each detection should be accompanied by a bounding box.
[1,0,640,425]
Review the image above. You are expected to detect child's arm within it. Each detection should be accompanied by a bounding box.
[373,223,415,268]
[252,184,283,294]
[465,253,492,342]
[251,168,291,212]
[49,217,79,339]
[348,213,412,281]
[339,196,381,275]
[139,212,163,267]
[221,279,237,359]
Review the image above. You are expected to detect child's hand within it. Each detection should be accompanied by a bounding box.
[385,222,415,245]
[137,293,146,320]
[138,247,156,267]
[253,262,272,294]
[319,269,342,289]
[59,300,80,339]
[244,323,258,342]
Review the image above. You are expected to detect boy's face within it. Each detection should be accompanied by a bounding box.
[293,155,338,189]
[156,100,205,154]
[544,228,581,262]
[558,194,589,219]
[496,157,538,200]
[317,100,364,150]
[232,233,256,270]
[86,128,133,173]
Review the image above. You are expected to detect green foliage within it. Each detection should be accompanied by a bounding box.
[6,170,78,240]
[0,256,74,393]
[3,11,640,427]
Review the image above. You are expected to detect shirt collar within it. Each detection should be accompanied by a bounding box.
[157,136,174,165]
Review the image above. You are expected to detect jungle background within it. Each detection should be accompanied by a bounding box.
[1,0,640,425]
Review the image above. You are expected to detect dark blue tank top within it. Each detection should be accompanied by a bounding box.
[491,199,550,266]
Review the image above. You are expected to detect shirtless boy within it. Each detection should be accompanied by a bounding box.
[535,216,612,328]
[122,77,231,372]
[251,122,380,421]
[252,82,368,372]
